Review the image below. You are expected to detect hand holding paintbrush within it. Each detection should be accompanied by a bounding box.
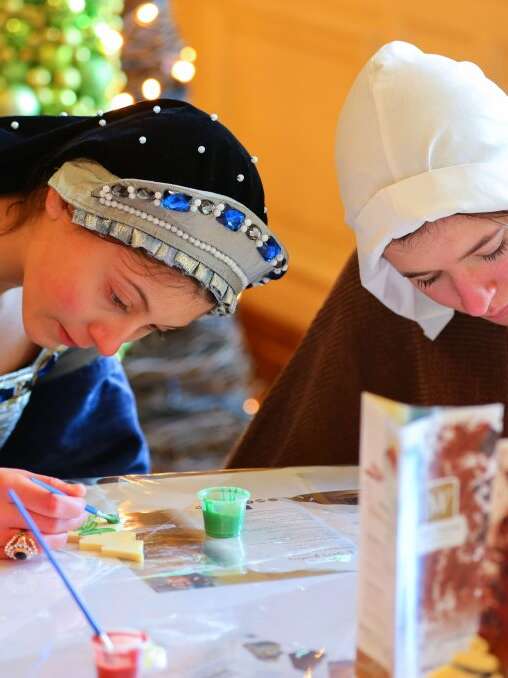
[1,469,87,559]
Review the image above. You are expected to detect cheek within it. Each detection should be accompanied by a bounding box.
[413,280,459,309]
[35,271,86,316]
[52,284,84,315]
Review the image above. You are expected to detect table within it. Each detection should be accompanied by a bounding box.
[0,466,359,677]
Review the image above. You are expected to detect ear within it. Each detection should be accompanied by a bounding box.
[45,186,70,220]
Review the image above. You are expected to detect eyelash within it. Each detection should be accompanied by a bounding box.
[416,238,508,289]
[481,238,507,262]
[111,292,173,337]
[111,293,129,312]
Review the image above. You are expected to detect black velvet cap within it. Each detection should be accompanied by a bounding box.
[0,98,266,223]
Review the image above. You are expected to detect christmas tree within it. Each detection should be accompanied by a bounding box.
[0,0,126,116]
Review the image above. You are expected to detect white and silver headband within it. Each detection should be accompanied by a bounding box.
[48,158,288,315]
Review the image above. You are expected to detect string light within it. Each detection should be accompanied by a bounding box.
[95,23,123,56]
[142,77,161,100]
[68,0,86,12]
[135,3,159,26]
[171,60,195,84]
[242,398,260,416]
[110,92,135,110]
[180,46,197,63]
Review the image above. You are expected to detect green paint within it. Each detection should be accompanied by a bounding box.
[77,515,117,536]
[197,486,250,538]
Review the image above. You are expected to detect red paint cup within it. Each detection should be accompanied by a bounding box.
[92,630,148,678]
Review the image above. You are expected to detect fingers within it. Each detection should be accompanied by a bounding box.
[0,504,86,534]
[2,473,87,520]
[1,468,87,499]
[0,528,68,561]
[32,473,87,498]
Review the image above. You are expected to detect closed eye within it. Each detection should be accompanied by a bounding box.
[415,275,440,289]
[111,292,129,312]
[480,238,507,262]
[415,238,508,289]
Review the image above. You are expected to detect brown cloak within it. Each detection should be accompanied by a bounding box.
[227,253,508,468]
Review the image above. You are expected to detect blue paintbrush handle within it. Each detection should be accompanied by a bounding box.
[8,488,105,639]
[30,477,110,521]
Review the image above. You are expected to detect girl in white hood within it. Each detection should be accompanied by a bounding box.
[336,41,508,339]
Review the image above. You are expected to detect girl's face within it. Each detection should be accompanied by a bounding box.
[22,188,214,355]
[384,214,508,325]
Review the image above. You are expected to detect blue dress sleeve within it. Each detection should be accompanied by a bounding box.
[1,355,150,479]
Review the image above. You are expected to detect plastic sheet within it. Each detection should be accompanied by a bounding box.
[0,466,359,677]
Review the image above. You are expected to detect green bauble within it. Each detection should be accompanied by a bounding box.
[38,43,73,69]
[71,95,96,115]
[2,60,29,83]
[55,44,74,68]
[5,0,24,12]
[54,66,81,89]
[0,84,41,115]
[35,86,55,108]
[62,26,82,46]
[26,66,52,88]
[110,0,124,13]
[5,17,31,43]
[74,14,91,30]
[54,88,78,108]
[38,43,57,67]
[75,46,91,63]
[79,56,115,99]
[84,0,100,18]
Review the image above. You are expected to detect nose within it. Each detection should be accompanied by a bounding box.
[452,273,497,317]
[87,320,136,357]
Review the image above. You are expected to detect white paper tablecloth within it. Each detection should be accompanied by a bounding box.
[0,466,359,677]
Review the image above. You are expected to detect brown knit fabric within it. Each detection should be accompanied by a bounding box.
[227,252,508,468]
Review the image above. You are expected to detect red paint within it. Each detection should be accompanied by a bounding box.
[92,630,147,678]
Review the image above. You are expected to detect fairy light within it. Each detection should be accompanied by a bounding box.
[242,398,260,416]
[135,3,159,25]
[110,92,135,110]
[171,60,196,84]
[68,0,86,12]
[141,77,161,100]
[180,46,197,63]
[95,23,123,56]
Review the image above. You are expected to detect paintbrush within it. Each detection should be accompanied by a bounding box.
[30,476,120,524]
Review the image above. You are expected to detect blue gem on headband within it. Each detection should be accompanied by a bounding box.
[109,180,285,271]
[162,192,192,212]
[259,236,281,262]
[217,207,245,232]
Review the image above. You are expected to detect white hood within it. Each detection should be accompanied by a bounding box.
[336,41,508,339]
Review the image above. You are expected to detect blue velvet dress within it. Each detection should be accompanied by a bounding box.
[0,348,150,479]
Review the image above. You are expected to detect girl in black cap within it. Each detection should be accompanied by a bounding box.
[0,99,288,560]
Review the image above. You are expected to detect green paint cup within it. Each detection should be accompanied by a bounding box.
[197,486,250,538]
